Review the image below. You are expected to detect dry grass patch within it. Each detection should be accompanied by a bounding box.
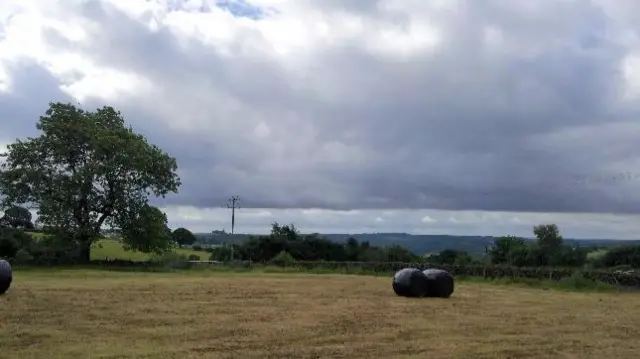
[1,270,639,359]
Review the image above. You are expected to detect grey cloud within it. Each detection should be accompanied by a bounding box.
[3,0,640,214]
[0,61,74,142]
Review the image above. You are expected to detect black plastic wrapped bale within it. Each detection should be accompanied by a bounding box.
[392,268,429,297]
[422,268,454,298]
[0,259,11,295]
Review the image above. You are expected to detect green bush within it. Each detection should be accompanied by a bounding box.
[557,270,610,291]
[29,233,83,265]
[0,228,20,258]
[0,227,77,265]
[151,251,187,262]
[12,248,34,265]
[269,251,296,267]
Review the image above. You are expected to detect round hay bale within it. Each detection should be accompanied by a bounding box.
[422,268,454,298]
[0,259,12,295]
[392,268,429,297]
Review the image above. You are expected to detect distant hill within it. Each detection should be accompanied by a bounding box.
[193,232,640,256]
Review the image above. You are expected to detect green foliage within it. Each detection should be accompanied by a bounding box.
[0,227,82,265]
[552,245,589,267]
[465,272,617,292]
[209,243,240,261]
[0,227,37,259]
[597,245,640,268]
[90,238,207,262]
[381,244,419,262]
[270,222,299,241]
[172,227,197,247]
[119,205,173,255]
[534,224,563,252]
[149,251,189,268]
[269,250,296,266]
[428,249,478,265]
[556,270,609,291]
[505,244,532,267]
[487,225,589,268]
[13,248,34,265]
[0,102,181,261]
[0,227,21,258]
[489,235,526,265]
[32,232,84,265]
[345,237,360,260]
[208,222,421,263]
[0,205,34,229]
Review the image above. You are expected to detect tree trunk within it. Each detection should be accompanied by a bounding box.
[77,237,93,264]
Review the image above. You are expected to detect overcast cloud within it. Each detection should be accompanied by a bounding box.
[2,0,640,239]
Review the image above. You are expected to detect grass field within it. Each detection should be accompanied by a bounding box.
[1,270,639,359]
[586,248,608,259]
[26,232,210,261]
[90,239,208,261]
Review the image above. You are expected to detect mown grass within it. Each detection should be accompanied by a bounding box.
[1,269,639,359]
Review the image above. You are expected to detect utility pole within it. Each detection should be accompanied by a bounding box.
[227,195,240,235]
[227,196,240,261]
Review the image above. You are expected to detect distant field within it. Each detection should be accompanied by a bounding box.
[25,232,210,261]
[91,239,209,261]
[587,248,608,260]
[2,270,639,359]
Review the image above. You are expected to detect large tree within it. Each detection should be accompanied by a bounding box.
[533,224,563,252]
[0,102,181,262]
[0,205,34,229]
[489,235,526,265]
[120,204,173,254]
[171,227,197,247]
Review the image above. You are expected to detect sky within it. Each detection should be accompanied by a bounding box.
[2,0,640,239]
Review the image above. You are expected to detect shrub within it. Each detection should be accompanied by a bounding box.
[188,254,201,261]
[269,251,296,267]
[557,270,615,291]
[152,251,188,262]
[599,245,640,268]
[0,227,42,261]
[12,249,34,265]
[0,230,19,258]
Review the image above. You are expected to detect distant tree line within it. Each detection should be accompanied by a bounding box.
[488,224,587,267]
[208,222,419,264]
[486,224,640,269]
[1,198,639,270]
[205,222,640,270]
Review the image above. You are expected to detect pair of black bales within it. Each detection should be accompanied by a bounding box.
[392,268,455,298]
